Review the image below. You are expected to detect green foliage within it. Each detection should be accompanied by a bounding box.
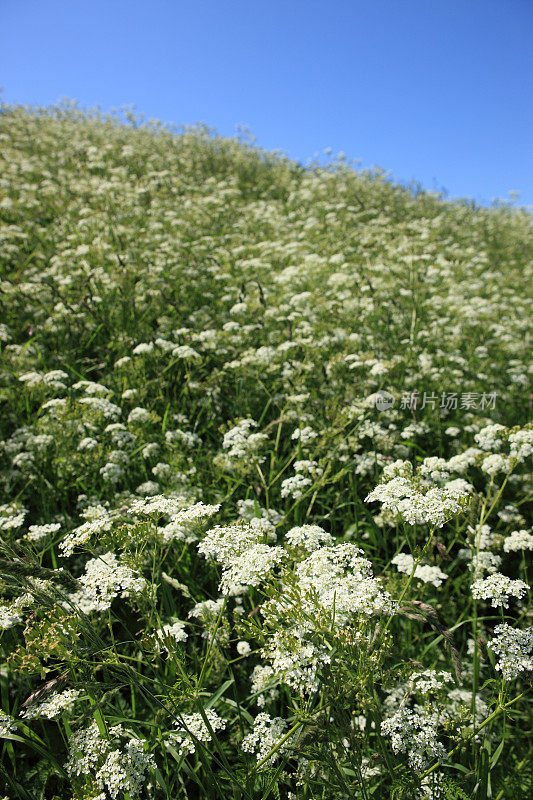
[0,102,531,799]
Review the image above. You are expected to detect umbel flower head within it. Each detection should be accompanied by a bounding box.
[365,464,471,527]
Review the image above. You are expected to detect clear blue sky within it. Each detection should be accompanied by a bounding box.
[2,0,532,207]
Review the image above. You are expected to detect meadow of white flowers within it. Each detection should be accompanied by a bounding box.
[0,102,532,800]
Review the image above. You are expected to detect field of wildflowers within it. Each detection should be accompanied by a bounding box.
[0,102,532,799]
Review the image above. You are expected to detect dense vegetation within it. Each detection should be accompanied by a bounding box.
[0,102,532,800]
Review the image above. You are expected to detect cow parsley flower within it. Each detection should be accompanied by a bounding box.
[471,573,529,608]
[280,473,313,499]
[242,712,289,765]
[391,553,448,587]
[156,621,188,650]
[60,507,112,556]
[285,524,334,551]
[78,552,147,612]
[0,710,16,737]
[366,475,470,527]
[474,424,507,452]
[0,606,23,629]
[487,623,533,680]
[508,427,533,462]
[22,689,81,720]
[26,522,61,542]
[381,708,446,773]
[171,710,226,756]
[95,739,156,799]
[503,530,533,552]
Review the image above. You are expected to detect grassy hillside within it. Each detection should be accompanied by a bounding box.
[0,103,532,800]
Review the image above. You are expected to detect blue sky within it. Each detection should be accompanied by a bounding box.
[2,0,532,207]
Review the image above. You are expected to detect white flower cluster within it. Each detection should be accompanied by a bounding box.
[391,553,448,588]
[381,708,446,773]
[128,494,183,517]
[474,424,507,452]
[78,396,121,420]
[263,626,332,695]
[0,503,27,531]
[26,522,61,542]
[66,722,155,799]
[291,426,317,444]
[285,524,334,552]
[219,419,267,468]
[237,640,251,656]
[408,670,454,694]
[295,544,396,621]
[366,472,470,528]
[60,507,112,556]
[127,406,151,425]
[508,427,533,462]
[487,623,533,680]
[469,550,502,579]
[471,573,529,608]
[76,552,147,612]
[481,453,512,476]
[170,502,220,524]
[198,523,285,595]
[0,605,23,630]
[241,712,289,765]
[280,473,313,499]
[22,689,81,720]
[503,529,533,552]
[156,621,188,651]
[0,710,16,737]
[250,664,278,707]
[171,710,226,756]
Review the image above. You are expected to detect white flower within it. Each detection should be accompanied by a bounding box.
[391,553,448,587]
[471,573,529,608]
[60,508,112,556]
[127,407,151,425]
[26,522,61,542]
[285,524,334,551]
[22,689,81,720]
[481,453,512,476]
[381,708,446,773]
[237,640,252,656]
[280,473,313,499]
[171,710,226,756]
[0,710,16,737]
[366,475,470,528]
[291,426,317,444]
[132,342,154,355]
[242,712,289,765]
[508,427,533,462]
[76,552,146,612]
[0,606,23,629]
[503,530,533,552]
[156,621,188,651]
[487,623,533,680]
[474,424,507,452]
